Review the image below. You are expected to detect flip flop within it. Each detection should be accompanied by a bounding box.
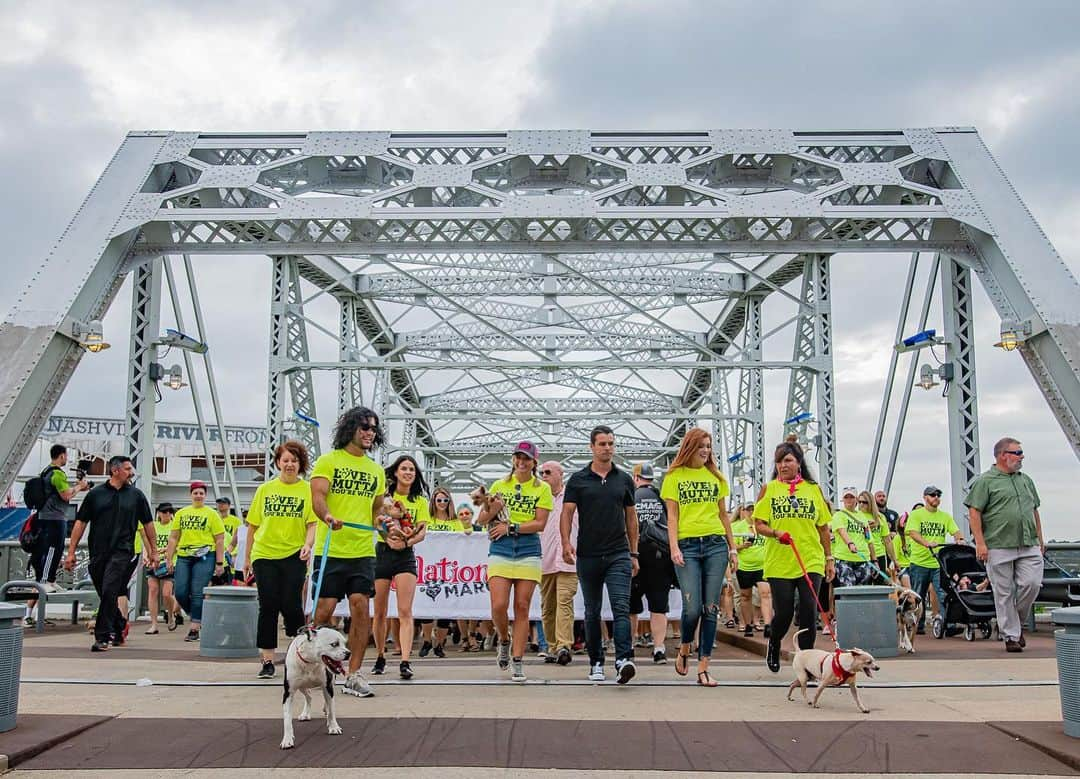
[697,670,718,687]
[675,649,691,676]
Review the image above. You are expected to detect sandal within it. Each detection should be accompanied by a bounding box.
[697,670,718,687]
[724,618,736,629]
[675,649,691,676]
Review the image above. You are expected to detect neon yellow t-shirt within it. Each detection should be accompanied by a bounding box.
[905,508,959,569]
[731,518,765,571]
[153,520,176,565]
[753,480,831,579]
[659,466,730,540]
[311,449,385,559]
[173,505,226,558]
[894,537,911,568]
[390,491,430,532]
[489,477,553,525]
[220,512,241,549]
[427,515,466,532]
[248,478,318,562]
[831,510,874,563]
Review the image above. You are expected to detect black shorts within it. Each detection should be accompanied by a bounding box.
[374,543,418,581]
[312,556,375,601]
[630,553,673,614]
[735,568,764,590]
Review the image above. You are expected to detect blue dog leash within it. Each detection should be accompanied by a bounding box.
[309,520,381,614]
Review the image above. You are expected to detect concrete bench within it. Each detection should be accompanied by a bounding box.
[0,580,100,634]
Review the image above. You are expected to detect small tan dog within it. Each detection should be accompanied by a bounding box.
[469,485,509,525]
[787,629,880,713]
[895,588,924,654]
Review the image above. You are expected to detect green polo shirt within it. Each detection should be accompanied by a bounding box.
[964,466,1041,549]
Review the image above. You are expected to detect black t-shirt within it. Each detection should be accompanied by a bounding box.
[564,464,635,557]
[880,505,900,534]
[75,481,153,558]
[634,485,667,527]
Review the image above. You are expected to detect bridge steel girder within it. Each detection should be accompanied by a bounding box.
[3,128,1080,514]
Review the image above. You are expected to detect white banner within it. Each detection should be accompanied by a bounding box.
[316,532,682,620]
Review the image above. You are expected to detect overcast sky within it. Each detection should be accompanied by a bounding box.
[2,1,1078,539]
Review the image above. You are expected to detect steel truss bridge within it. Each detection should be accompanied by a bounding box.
[2,129,1078,523]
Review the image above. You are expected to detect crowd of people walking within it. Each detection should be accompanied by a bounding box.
[40,406,1047,688]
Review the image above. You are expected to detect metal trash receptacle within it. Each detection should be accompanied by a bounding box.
[1053,606,1080,738]
[199,586,258,658]
[833,585,899,658]
[0,601,25,732]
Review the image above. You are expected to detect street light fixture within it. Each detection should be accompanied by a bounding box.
[995,319,1023,351]
[917,362,954,391]
[71,319,110,353]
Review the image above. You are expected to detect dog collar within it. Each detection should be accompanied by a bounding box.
[296,648,317,665]
[822,649,856,684]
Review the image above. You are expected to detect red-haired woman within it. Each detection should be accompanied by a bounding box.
[243,440,318,679]
[659,428,737,687]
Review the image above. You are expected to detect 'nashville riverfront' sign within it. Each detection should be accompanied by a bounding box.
[42,415,268,448]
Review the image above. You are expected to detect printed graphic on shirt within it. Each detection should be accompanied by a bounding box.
[264,495,307,518]
[331,467,380,498]
[677,480,720,504]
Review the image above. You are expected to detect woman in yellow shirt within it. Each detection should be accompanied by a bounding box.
[752,441,834,673]
[165,481,226,643]
[243,440,317,679]
[371,455,429,680]
[659,428,737,687]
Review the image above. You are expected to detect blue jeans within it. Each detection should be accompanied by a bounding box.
[909,563,944,630]
[174,553,215,623]
[674,535,728,658]
[577,552,633,664]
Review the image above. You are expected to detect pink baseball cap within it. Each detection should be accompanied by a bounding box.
[513,441,539,461]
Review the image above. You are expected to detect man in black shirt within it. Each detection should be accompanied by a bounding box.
[631,463,674,664]
[65,455,156,652]
[874,489,901,583]
[561,426,638,684]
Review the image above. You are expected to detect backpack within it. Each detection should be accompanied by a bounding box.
[23,465,60,511]
[19,513,40,553]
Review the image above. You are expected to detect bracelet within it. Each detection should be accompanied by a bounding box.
[825,556,835,561]
[216,561,224,566]
[629,552,639,558]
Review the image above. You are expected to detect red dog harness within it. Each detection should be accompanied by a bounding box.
[819,649,856,684]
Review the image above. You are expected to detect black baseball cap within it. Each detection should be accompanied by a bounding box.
[156,502,175,514]
[923,485,942,497]
[216,496,232,505]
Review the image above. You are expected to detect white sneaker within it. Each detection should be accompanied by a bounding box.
[588,663,605,682]
[43,582,62,593]
[496,639,511,670]
[342,671,374,698]
[615,658,636,685]
[510,658,526,682]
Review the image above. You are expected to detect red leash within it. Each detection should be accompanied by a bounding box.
[778,532,839,648]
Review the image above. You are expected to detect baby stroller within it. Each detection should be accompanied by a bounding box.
[931,543,997,641]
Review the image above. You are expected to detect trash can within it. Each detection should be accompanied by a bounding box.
[833,585,899,658]
[199,586,258,659]
[0,602,24,732]
[1053,606,1080,738]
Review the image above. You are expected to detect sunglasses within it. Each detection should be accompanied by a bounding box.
[540,469,553,476]
[926,492,942,498]
[458,511,473,517]
[857,499,870,505]
[435,497,450,503]
[1003,449,1024,456]
[357,421,377,432]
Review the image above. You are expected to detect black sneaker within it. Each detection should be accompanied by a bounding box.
[652,648,667,664]
[399,661,414,679]
[419,641,433,658]
[184,628,200,643]
[91,641,110,653]
[743,625,753,637]
[766,638,780,673]
[434,643,446,658]
[258,661,275,679]
[372,655,386,675]
[175,614,184,626]
[556,647,572,666]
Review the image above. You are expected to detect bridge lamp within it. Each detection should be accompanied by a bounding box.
[165,364,186,391]
[72,319,110,353]
[994,319,1029,351]
[917,362,954,391]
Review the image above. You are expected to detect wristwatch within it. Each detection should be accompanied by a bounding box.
[508,523,519,537]
[629,552,639,558]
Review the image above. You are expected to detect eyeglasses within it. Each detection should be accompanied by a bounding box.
[435,497,450,504]
[1003,449,1024,456]
[357,422,377,432]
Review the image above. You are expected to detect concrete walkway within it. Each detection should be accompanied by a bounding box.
[2,619,1077,775]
